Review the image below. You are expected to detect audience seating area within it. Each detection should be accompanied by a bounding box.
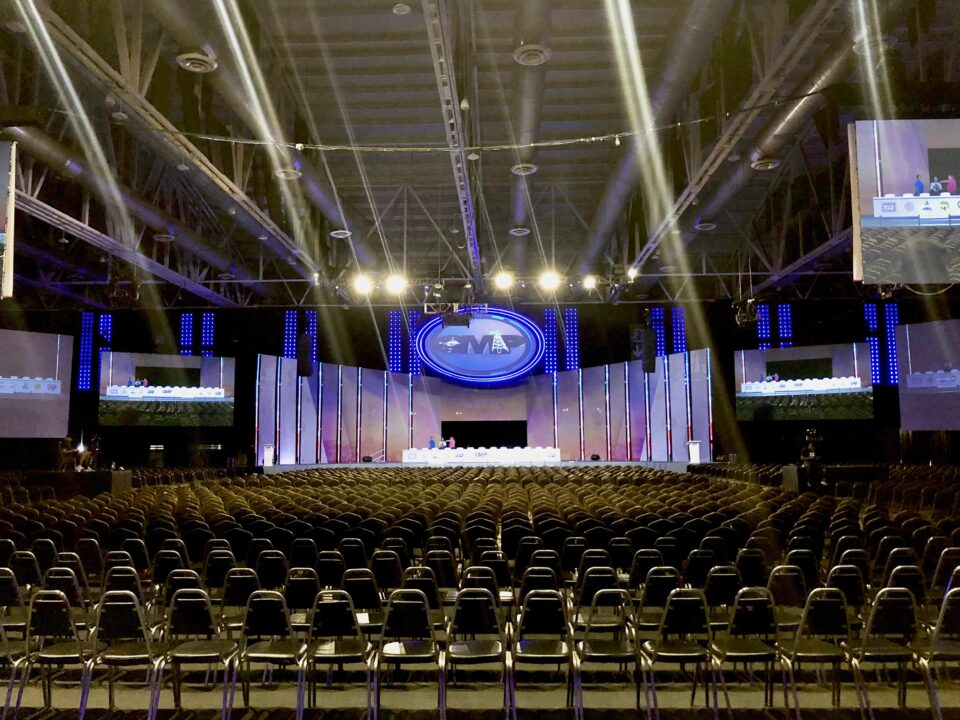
[0,464,959,719]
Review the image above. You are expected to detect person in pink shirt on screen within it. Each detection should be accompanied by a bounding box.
[948,174,958,195]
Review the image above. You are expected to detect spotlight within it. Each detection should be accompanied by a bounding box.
[352,274,373,295]
[493,271,514,291]
[385,274,407,294]
[582,275,597,290]
[626,267,638,280]
[539,270,561,291]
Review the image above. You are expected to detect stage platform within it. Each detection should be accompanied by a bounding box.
[255,460,694,474]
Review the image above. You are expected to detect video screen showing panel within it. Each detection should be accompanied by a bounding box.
[98,352,235,427]
[734,343,873,421]
[853,119,960,284]
[897,319,960,431]
[0,328,72,438]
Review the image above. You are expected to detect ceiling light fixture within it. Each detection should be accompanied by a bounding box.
[352,274,374,295]
[538,270,561,291]
[274,167,302,180]
[509,226,531,237]
[493,271,514,291]
[330,229,352,239]
[154,233,174,243]
[626,267,638,280]
[750,156,781,171]
[659,265,677,273]
[392,2,411,15]
[466,151,480,161]
[176,52,218,74]
[582,275,597,290]
[693,218,717,232]
[385,274,407,294]
[511,162,538,176]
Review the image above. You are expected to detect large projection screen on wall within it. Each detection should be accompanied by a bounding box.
[0,329,72,438]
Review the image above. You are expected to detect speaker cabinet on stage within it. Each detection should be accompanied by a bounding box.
[297,333,313,377]
[640,328,656,374]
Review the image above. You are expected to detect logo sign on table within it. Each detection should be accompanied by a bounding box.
[415,307,545,385]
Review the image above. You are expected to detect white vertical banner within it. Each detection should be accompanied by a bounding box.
[0,141,15,299]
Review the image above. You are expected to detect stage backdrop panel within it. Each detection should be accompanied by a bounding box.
[298,370,320,464]
[689,349,712,462]
[527,374,556,449]
[385,372,409,461]
[411,376,442,448]
[440,382,528,421]
[608,362,628,461]
[581,365,608,460]
[359,369,386,461]
[556,369,581,460]
[668,353,690,461]
[256,355,278,464]
[339,366,360,463]
[319,363,340,464]
[277,358,298,465]
[626,360,649,460]
[649,357,668,461]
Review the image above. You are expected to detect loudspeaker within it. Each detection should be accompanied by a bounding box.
[297,332,313,377]
[362,455,373,463]
[640,328,657,373]
[590,454,601,461]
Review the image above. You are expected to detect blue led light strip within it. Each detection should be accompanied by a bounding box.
[564,307,580,370]
[201,312,214,357]
[864,303,878,333]
[304,310,318,364]
[543,308,558,374]
[283,310,297,359]
[757,304,771,351]
[408,311,422,375]
[885,303,899,385]
[388,311,403,373]
[179,313,193,356]
[78,312,94,391]
[777,303,793,348]
[652,307,666,356]
[671,307,686,353]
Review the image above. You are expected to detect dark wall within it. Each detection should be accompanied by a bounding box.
[1,293,959,469]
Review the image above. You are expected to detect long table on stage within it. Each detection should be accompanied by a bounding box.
[402,446,562,466]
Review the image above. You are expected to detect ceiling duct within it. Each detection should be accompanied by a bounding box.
[149,1,377,268]
[508,0,550,275]
[576,0,733,276]
[6,126,265,294]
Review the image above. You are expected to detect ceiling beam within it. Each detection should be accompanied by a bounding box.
[750,227,852,295]
[16,190,237,307]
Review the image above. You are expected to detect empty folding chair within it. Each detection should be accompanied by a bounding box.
[916,586,960,720]
[575,588,639,714]
[304,590,372,713]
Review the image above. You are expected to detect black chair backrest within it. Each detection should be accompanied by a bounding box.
[284,567,321,612]
[317,550,346,588]
[309,590,362,639]
[27,590,77,644]
[451,587,501,637]
[866,587,918,640]
[222,567,261,607]
[96,590,148,642]
[342,568,382,611]
[640,566,680,607]
[42,566,85,609]
[826,564,866,609]
[382,589,432,639]
[703,564,741,608]
[243,590,292,639]
[800,588,849,639]
[729,587,777,638]
[518,589,567,637]
[659,588,709,638]
[167,588,218,638]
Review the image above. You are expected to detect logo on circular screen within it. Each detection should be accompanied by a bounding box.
[415,307,545,385]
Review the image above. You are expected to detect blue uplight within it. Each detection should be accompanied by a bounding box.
[757,303,771,351]
[777,303,792,348]
[179,312,193,356]
[388,310,403,372]
[564,307,579,370]
[201,312,214,357]
[408,311,422,375]
[283,310,297,359]
[652,307,666,356]
[78,312,94,390]
[305,310,318,363]
[885,302,899,385]
[543,308,558,374]
[671,306,686,353]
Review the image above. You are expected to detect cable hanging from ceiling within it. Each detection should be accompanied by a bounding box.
[46,86,829,156]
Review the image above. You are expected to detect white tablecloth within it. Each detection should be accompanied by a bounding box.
[402,446,562,466]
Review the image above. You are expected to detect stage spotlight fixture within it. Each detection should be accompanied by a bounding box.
[385,274,407,294]
[539,270,561,291]
[582,275,597,290]
[352,274,373,295]
[626,267,638,280]
[493,271,514,290]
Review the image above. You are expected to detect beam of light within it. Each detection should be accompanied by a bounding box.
[603,0,691,282]
[851,0,896,121]
[14,0,173,344]
[211,0,315,259]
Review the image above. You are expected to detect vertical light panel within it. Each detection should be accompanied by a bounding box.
[555,370,581,460]
[340,366,360,463]
[298,368,320,464]
[386,372,409,461]
[668,352,689,461]
[757,304,771,351]
[543,308,558,373]
[885,302,899,385]
[200,312,214,357]
[651,307,666,356]
[607,362,628,461]
[388,311,403,372]
[98,313,112,352]
[277,358,298,465]
[283,310,297,359]
[304,310,318,363]
[649,356,668,461]
[179,312,193,356]
[77,312,94,390]
[627,360,649,460]
[526,374,557,448]
[319,363,340,463]
[864,303,880,386]
[256,355,278,464]
[408,310,422,375]
[581,365,607,460]
[360,369,386,461]
[777,303,793,347]
[564,307,580,370]
[671,307,686,353]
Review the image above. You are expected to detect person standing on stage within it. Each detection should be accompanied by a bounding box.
[447,436,456,449]
[428,435,437,449]
[915,174,925,195]
[948,175,958,195]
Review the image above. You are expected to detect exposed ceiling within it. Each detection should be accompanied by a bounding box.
[0,0,954,310]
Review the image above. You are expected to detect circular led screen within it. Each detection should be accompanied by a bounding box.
[415,307,545,385]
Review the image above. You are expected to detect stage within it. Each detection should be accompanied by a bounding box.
[255,460,695,473]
